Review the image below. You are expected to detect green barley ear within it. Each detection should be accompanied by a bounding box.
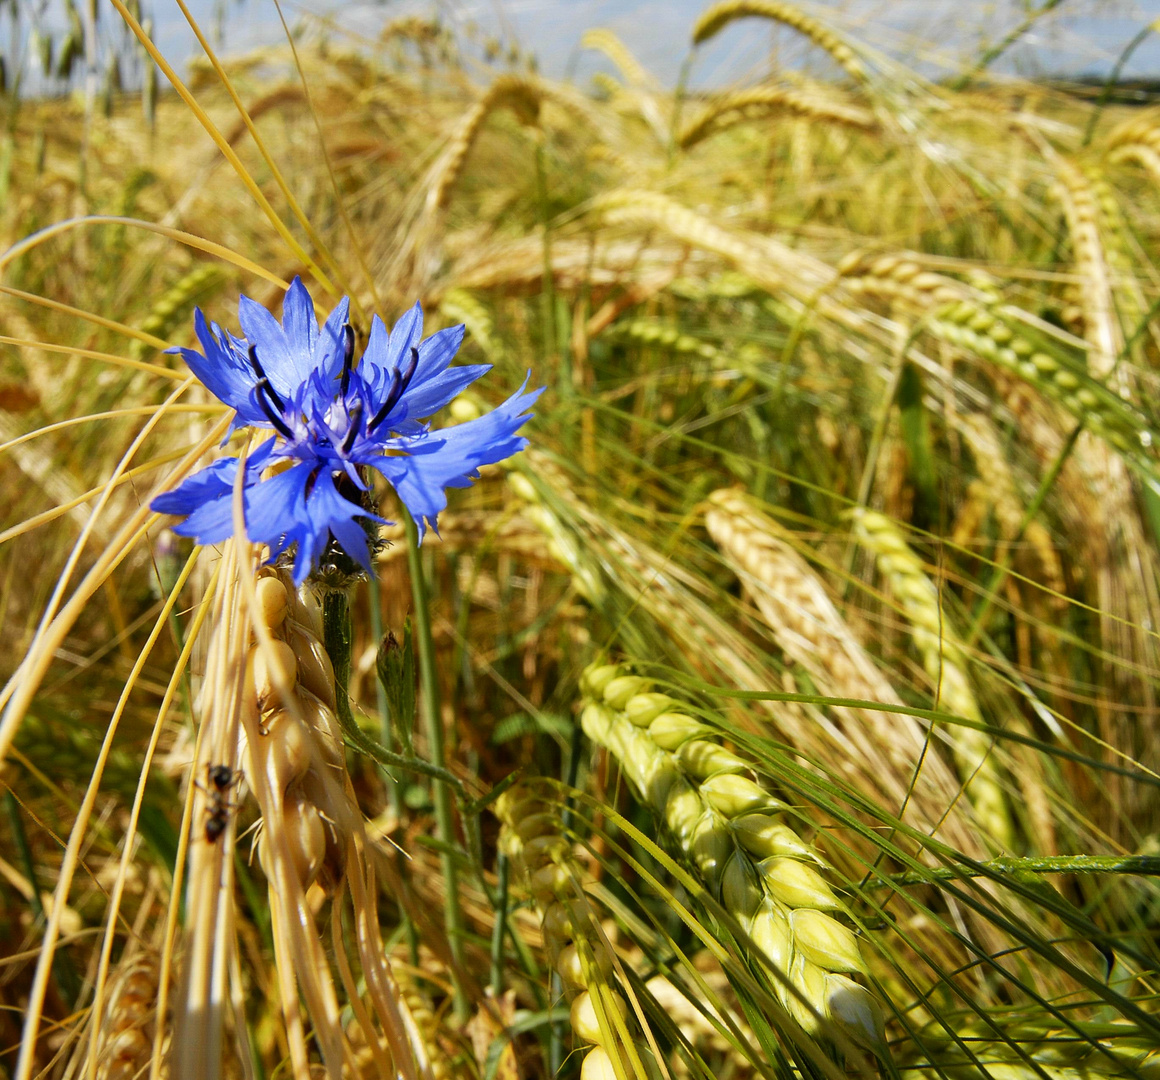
[494,781,657,1079]
[377,618,416,756]
[128,264,224,360]
[579,662,890,1065]
[848,509,1015,850]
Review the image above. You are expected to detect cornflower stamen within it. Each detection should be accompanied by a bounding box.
[247,344,284,410]
[340,323,355,396]
[255,380,295,439]
[370,347,420,432]
[342,403,363,454]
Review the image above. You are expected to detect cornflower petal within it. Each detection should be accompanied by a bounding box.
[237,294,299,397]
[279,276,319,367]
[395,361,490,424]
[153,439,275,516]
[157,440,277,547]
[386,302,424,369]
[410,323,467,387]
[361,307,466,400]
[169,310,266,430]
[318,296,352,381]
[371,377,543,538]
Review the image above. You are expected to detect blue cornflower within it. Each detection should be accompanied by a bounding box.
[152,278,542,585]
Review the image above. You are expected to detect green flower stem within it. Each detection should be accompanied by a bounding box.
[404,509,469,1020]
[322,591,469,794]
[367,576,419,961]
[490,850,509,998]
[368,575,401,807]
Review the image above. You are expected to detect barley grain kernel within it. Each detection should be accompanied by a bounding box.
[649,711,706,749]
[664,779,704,845]
[691,810,731,881]
[603,674,652,710]
[790,909,864,972]
[722,851,765,924]
[581,663,623,697]
[750,901,793,972]
[251,640,298,710]
[542,902,574,942]
[732,813,816,861]
[624,692,677,726]
[701,773,771,817]
[677,739,748,778]
[571,989,628,1047]
[759,857,841,910]
[825,973,887,1055]
[255,575,289,630]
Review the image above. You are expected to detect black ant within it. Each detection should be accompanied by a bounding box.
[202,763,243,844]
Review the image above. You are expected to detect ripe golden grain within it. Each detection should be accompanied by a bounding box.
[705,487,986,855]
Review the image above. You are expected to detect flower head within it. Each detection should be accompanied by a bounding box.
[153,278,541,584]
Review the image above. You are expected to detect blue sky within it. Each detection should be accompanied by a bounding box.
[153,0,1160,86]
[13,0,1160,94]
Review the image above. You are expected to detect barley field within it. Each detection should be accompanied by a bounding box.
[2,3,1160,1079]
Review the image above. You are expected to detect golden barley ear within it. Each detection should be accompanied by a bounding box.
[705,487,987,857]
[691,1,872,89]
[176,556,434,1080]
